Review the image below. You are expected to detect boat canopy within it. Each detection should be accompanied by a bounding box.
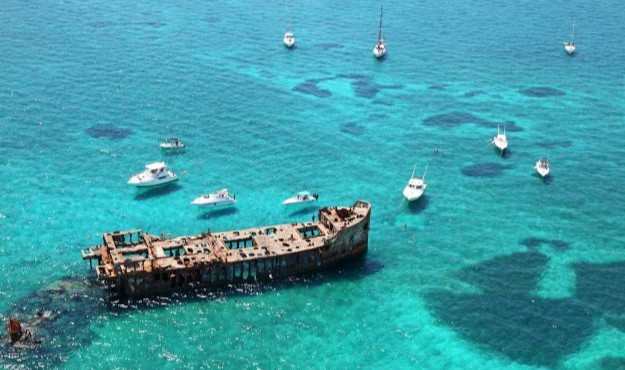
[145,162,167,171]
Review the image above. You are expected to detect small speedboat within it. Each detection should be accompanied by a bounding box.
[491,125,508,155]
[128,162,178,187]
[282,191,318,205]
[403,165,427,202]
[160,137,185,151]
[192,188,236,207]
[535,159,550,178]
[372,5,386,59]
[283,31,296,48]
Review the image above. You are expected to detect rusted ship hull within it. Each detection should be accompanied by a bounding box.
[82,201,371,299]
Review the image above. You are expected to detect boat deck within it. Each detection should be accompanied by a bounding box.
[82,201,371,281]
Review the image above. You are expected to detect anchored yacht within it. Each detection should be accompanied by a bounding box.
[403,165,427,202]
[535,159,551,178]
[283,31,296,48]
[491,125,508,155]
[192,188,236,208]
[372,5,386,58]
[128,162,178,187]
[282,191,319,205]
[160,137,185,151]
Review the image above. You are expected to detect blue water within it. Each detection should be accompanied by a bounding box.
[1,0,625,368]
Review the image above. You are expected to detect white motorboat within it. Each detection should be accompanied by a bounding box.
[535,159,551,178]
[491,125,508,154]
[192,188,236,207]
[283,31,296,48]
[403,165,427,202]
[128,162,178,187]
[282,191,319,205]
[564,41,576,55]
[563,23,576,55]
[160,137,185,151]
[372,5,386,59]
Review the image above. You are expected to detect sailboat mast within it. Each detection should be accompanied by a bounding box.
[378,5,383,41]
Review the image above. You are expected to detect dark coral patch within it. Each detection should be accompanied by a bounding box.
[520,237,570,251]
[351,78,380,98]
[340,122,366,136]
[427,291,593,367]
[599,357,625,370]
[461,162,512,177]
[429,83,447,90]
[293,80,332,98]
[537,140,573,149]
[458,252,548,294]
[574,261,625,315]
[464,90,485,98]
[85,124,133,140]
[423,111,480,128]
[426,251,595,367]
[315,43,344,50]
[519,87,566,98]
[336,74,403,99]
[422,111,523,132]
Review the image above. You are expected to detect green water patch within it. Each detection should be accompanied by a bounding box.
[85,124,133,140]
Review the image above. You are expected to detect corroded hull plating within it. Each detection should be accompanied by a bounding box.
[83,201,371,299]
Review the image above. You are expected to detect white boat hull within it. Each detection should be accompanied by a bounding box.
[535,166,550,178]
[160,144,185,150]
[373,46,386,58]
[492,135,508,154]
[283,34,295,48]
[129,175,178,188]
[282,198,316,206]
[403,186,425,202]
[192,199,236,208]
[564,43,576,55]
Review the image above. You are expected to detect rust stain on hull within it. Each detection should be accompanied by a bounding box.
[82,201,372,299]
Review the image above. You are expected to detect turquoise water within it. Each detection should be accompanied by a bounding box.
[1,0,625,368]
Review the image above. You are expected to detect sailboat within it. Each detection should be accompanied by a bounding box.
[491,125,508,155]
[563,22,576,55]
[372,5,387,59]
[403,164,427,202]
